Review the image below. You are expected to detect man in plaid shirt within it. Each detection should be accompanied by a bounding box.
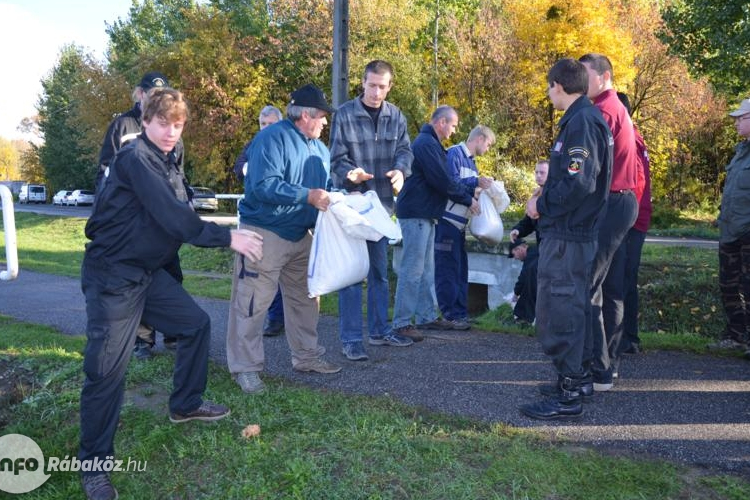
[329,60,414,361]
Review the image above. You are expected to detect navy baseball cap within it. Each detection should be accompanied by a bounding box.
[139,71,169,90]
[289,84,335,113]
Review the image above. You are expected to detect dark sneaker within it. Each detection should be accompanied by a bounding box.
[263,317,285,337]
[447,319,471,331]
[169,401,230,423]
[163,336,178,350]
[369,333,414,347]
[622,342,640,354]
[342,342,369,361]
[132,342,152,360]
[235,372,265,394]
[393,325,424,342]
[82,473,118,500]
[417,318,454,330]
[294,357,343,374]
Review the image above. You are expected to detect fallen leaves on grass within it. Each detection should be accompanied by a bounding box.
[241,424,261,439]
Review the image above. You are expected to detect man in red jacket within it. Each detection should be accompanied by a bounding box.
[579,54,640,390]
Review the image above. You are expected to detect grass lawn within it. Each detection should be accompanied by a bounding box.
[1,319,748,500]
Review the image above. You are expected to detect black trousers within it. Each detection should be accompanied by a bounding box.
[584,191,638,383]
[536,238,596,378]
[513,258,538,323]
[78,259,211,471]
[621,228,647,351]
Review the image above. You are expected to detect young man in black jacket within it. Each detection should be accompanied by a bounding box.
[79,88,263,500]
[96,71,184,358]
[520,58,613,420]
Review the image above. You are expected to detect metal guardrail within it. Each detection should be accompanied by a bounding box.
[216,193,244,228]
[0,184,19,280]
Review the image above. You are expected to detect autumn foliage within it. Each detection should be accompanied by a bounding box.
[26,0,738,209]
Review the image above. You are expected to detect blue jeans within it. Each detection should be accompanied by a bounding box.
[392,218,438,329]
[338,237,391,344]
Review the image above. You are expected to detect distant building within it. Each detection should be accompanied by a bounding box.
[0,180,25,196]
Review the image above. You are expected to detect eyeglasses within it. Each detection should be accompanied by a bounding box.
[734,115,750,122]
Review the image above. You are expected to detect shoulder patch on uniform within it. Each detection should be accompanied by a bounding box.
[568,158,583,175]
[567,146,589,158]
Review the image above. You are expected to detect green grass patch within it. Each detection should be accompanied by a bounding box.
[1,318,748,500]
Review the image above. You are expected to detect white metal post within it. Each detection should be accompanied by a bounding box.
[0,184,19,280]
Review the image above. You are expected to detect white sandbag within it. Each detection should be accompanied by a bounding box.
[328,192,383,241]
[343,191,402,241]
[469,191,504,245]
[484,179,511,214]
[307,201,369,298]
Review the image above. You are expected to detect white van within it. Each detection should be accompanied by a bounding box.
[19,184,47,204]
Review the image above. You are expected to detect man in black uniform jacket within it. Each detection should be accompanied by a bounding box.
[520,58,612,420]
[79,88,263,500]
[97,71,184,358]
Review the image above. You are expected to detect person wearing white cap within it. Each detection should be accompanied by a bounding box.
[714,98,750,358]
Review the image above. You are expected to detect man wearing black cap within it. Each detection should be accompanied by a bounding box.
[96,71,172,190]
[508,239,539,324]
[226,84,342,395]
[95,71,182,360]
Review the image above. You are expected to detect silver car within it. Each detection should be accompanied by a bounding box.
[191,186,218,212]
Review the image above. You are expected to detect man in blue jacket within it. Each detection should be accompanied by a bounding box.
[520,58,612,420]
[390,106,478,339]
[435,125,494,329]
[226,84,342,395]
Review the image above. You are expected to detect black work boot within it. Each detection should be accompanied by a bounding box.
[520,376,584,420]
[538,373,594,402]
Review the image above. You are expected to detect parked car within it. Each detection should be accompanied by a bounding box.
[190,186,218,213]
[66,189,95,206]
[19,184,47,204]
[52,190,73,205]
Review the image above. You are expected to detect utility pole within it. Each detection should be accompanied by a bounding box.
[432,0,440,108]
[332,0,350,108]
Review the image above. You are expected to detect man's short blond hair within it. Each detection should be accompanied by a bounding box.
[468,125,495,144]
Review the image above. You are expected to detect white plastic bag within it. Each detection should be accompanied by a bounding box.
[343,191,402,241]
[484,180,511,214]
[469,191,504,245]
[307,198,370,297]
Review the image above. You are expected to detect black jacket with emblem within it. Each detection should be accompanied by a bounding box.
[85,134,230,274]
[536,95,613,242]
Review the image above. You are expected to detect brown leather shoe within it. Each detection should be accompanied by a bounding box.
[394,325,424,342]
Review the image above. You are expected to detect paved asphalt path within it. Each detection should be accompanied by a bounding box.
[1,269,748,479]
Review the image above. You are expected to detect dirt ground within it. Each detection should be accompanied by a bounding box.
[0,357,34,428]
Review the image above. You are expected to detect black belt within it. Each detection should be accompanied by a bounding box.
[610,189,633,194]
